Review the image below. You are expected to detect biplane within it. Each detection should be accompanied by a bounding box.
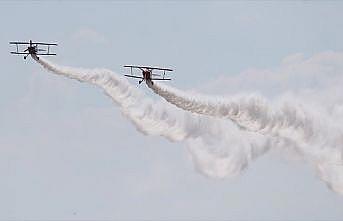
[10,40,57,60]
[124,65,173,85]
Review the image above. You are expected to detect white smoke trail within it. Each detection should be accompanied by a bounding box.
[33,55,343,194]
[147,77,343,194]
[32,55,269,179]
[148,82,316,137]
[148,81,343,146]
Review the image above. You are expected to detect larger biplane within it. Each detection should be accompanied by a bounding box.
[124,65,173,85]
[10,40,57,60]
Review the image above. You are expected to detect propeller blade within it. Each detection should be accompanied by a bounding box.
[24,48,28,52]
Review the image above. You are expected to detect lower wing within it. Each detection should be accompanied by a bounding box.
[151,78,171,81]
[10,52,28,54]
[35,53,57,56]
[124,75,144,79]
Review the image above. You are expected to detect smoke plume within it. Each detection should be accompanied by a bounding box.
[33,54,343,194]
[148,80,343,193]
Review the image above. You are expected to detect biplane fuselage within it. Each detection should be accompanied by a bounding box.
[124,65,173,85]
[142,70,152,82]
[27,45,37,55]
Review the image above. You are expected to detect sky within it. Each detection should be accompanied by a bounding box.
[1,1,343,220]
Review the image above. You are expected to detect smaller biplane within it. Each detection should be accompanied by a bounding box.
[124,65,173,85]
[10,40,57,60]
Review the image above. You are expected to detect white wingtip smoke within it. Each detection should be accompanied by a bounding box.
[33,54,343,194]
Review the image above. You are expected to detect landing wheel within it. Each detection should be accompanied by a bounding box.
[24,56,26,60]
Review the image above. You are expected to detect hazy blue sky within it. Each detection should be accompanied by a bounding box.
[1,1,343,220]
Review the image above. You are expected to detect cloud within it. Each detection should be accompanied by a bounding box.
[201,51,343,99]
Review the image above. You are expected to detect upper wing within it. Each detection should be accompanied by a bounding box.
[124,65,173,72]
[9,42,30,45]
[9,42,58,46]
[33,42,58,46]
[148,67,173,72]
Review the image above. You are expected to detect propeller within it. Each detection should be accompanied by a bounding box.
[24,48,28,52]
